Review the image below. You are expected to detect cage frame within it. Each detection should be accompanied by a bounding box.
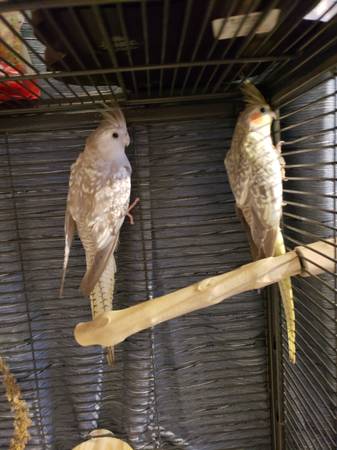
[0,1,336,450]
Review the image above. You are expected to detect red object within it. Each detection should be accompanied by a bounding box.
[0,62,41,101]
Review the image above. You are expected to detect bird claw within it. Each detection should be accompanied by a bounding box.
[278,154,287,180]
[276,140,285,153]
[126,197,140,225]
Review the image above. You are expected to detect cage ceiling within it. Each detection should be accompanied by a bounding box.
[0,0,337,116]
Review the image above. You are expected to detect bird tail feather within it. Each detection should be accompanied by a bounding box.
[274,229,296,364]
[89,254,117,367]
[106,346,115,366]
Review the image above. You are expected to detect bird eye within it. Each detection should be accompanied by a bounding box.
[260,107,266,113]
[112,132,119,138]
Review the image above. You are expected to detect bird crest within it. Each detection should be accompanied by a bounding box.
[101,103,127,129]
[241,80,268,106]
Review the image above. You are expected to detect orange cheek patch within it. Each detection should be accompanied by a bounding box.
[250,112,264,125]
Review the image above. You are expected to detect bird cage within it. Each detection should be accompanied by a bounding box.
[0,1,336,449]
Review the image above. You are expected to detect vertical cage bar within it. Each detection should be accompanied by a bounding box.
[243,0,325,85]
[266,285,285,450]
[180,0,216,95]
[158,0,169,97]
[266,110,285,450]
[21,10,85,103]
[92,4,127,97]
[261,3,336,86]
[141,0,150,97]
[0,65,38,106]
[169,0,192,96]
[332,70,337,448]
[43,9,102,103]
[234,0,300,89]
[202,0,261,94]
[132,125,161,447]
[0,64,43,103]
[278,74,337,450]
[0,33,53,99]
[274,34,337,88]
[214,0,279,93]
[68,7,116,100]
[191,0,239,94]
[4,133,48,448]
[116,3,138,96]
[0,13,68,100]
[269,2,337,83]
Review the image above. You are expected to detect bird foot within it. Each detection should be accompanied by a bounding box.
[126,197,140,225]
[278,154,288,181]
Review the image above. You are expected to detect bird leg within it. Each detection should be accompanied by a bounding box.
[126,197,140,225]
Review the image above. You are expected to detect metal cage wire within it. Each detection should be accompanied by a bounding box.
[0,0,336,113]
[0,1,337,450]
[279,74,337,450]
[0,111,273,450]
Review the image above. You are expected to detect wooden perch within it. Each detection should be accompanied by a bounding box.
[74,239,336,348]
[72,429,133,450]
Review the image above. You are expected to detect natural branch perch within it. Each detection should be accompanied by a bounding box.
[74,239,336,348]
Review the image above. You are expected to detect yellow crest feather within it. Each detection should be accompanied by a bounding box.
[241,80,268,106]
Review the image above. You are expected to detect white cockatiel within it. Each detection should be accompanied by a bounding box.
[60,108,133,365]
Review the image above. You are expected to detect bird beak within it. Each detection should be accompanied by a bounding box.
[124,133,130,147]
[271,111,277,120]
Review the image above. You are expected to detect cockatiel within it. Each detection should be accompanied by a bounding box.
[225,81,296,364]
[60,107,133,366]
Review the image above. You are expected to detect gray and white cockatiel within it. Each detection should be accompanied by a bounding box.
[60,108,135,365]
[225,81,296,364]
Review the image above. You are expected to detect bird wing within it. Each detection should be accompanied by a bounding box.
[241,204,278,259]
[64,152,131,297]
[225,123,250,207]
[77,173,130,296]
[243,134,283,258]
[226,132,282,259]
